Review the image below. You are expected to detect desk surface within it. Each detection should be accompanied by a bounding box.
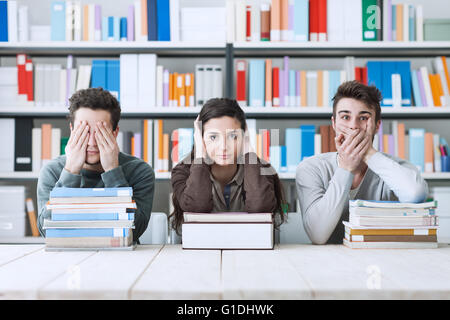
[0,244,449,300]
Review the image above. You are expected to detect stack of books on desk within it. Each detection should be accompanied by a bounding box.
[43,187,136,251]
[182,212,274,250]
[343,200,439,249]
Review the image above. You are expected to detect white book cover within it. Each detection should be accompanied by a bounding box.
[306,71,318,107]
[145,119,153,167]
[415,5,423,42]
[314,134,321,155]
[419,66,434,107]
[391,73,402,108]
[88,3,95,41]
[226,0,235,43]
[68,68,77,101]
[345,56,355,82]
[50,64,62,106]
[195,65,205,105]
[32,128,42,172]
[403,4,409,42]
[163,69,170,106]
[65,1,73,41]
[344,0,362,42]
[120,54,138,109]
[182,223,274,249]
[34,64,45,107]
[340,70,347,84]
[43,65,52,107]
[391,120,399,157]
[213,65,223,99]
[7,1,18,43]
[433,134,442,172]
[51,128,61,160]
[134,1,142,42]
[186,73,194,106]
[203,65,214,102]
[117,131,124,152]
[59,69,67,106]
[323,70,329,107]
[170,0,180,42]
[246,118,257,152]
[235,0,246,42]
[382,0,391,41]
[18,5,29,42]
[251,2,260,42]
[156,65,163,107]
[0,119,15,173]
[73,1,81,41]
[138,54,157,108]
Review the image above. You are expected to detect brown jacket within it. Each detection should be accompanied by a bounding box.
[171,152,279,213]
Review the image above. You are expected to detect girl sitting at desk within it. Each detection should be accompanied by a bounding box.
[169,98,287,234]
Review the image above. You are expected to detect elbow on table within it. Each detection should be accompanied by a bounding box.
[400,183,428,203]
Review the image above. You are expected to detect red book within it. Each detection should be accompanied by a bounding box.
[355,67,362,83]
[236,60,247,107]
[246,5,251,41]
[361,67,368,85]
[262,129,270,162]
[17,54,27,95]
[272,67,280,107]
[171,129,179,165]
[25,59,34,101]
[309,0,319,41]
[317,0,327,41]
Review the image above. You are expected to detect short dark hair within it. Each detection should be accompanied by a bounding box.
[332,80,382,123]
[68,87,121,130]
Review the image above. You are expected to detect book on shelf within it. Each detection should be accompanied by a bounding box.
[182,211,274,250]
[44,186,136,250]
[343,200,439,249]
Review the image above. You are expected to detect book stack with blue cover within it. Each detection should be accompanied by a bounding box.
[343,200,439,249]
[43,187,136,251]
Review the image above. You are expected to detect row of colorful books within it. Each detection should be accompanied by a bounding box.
[236,56,450,108]
[343,200,438,249]
[227,0,425,43]
[43,187,136,250]
[0,0,177,42]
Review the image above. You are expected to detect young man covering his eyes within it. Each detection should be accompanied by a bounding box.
[295,81,428,245]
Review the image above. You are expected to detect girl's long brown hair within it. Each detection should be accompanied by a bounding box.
[169,98,287,235]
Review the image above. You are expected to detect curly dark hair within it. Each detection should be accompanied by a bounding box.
[68,87,121,130]
[332,80,382,123]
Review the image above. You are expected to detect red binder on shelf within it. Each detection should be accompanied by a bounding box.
[236,60,247,107]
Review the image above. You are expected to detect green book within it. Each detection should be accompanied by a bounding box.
[362,0,379,41]
[60,136,69,155]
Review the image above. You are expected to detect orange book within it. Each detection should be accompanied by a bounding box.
[383,134,389,154]
[83,5,89,41]
[256,133,262,159]
[265,59,272,107]
[396,4,403,41]
[280,0,289,41]
[173,72,179,106]
[131,136,135,157]
[398,122,406,159]
[141,0,148,40]
[143,120,149,163]
[317,70,323,107]
[424,132,434,172]
[429,74,442,107]
[163,133,169,172]
[300,71,307,107]
[26,198,39,237]
[185,73,191,107]
[188,73,195,106]
[441,56,450,93]
[262,129,270,162]
[41,124,52,166]
[158,120,164,172]
[270,0,281,41]
[435,73,444,106]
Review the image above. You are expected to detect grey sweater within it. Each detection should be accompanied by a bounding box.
[295,152,428,245]
[37,152,155,242]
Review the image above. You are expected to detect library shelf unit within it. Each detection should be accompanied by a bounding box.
[1,41,450,181]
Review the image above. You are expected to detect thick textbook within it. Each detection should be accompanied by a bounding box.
[345,233,437,242]
[45,235,133,248]
[343,222,437,236]
[182,223,274,250]
[45,227,132,238]
[343,238,438,249]
[50,187,133,198]
[43,219,134,229]
[183,212,272,223]
[349,199,437,209]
